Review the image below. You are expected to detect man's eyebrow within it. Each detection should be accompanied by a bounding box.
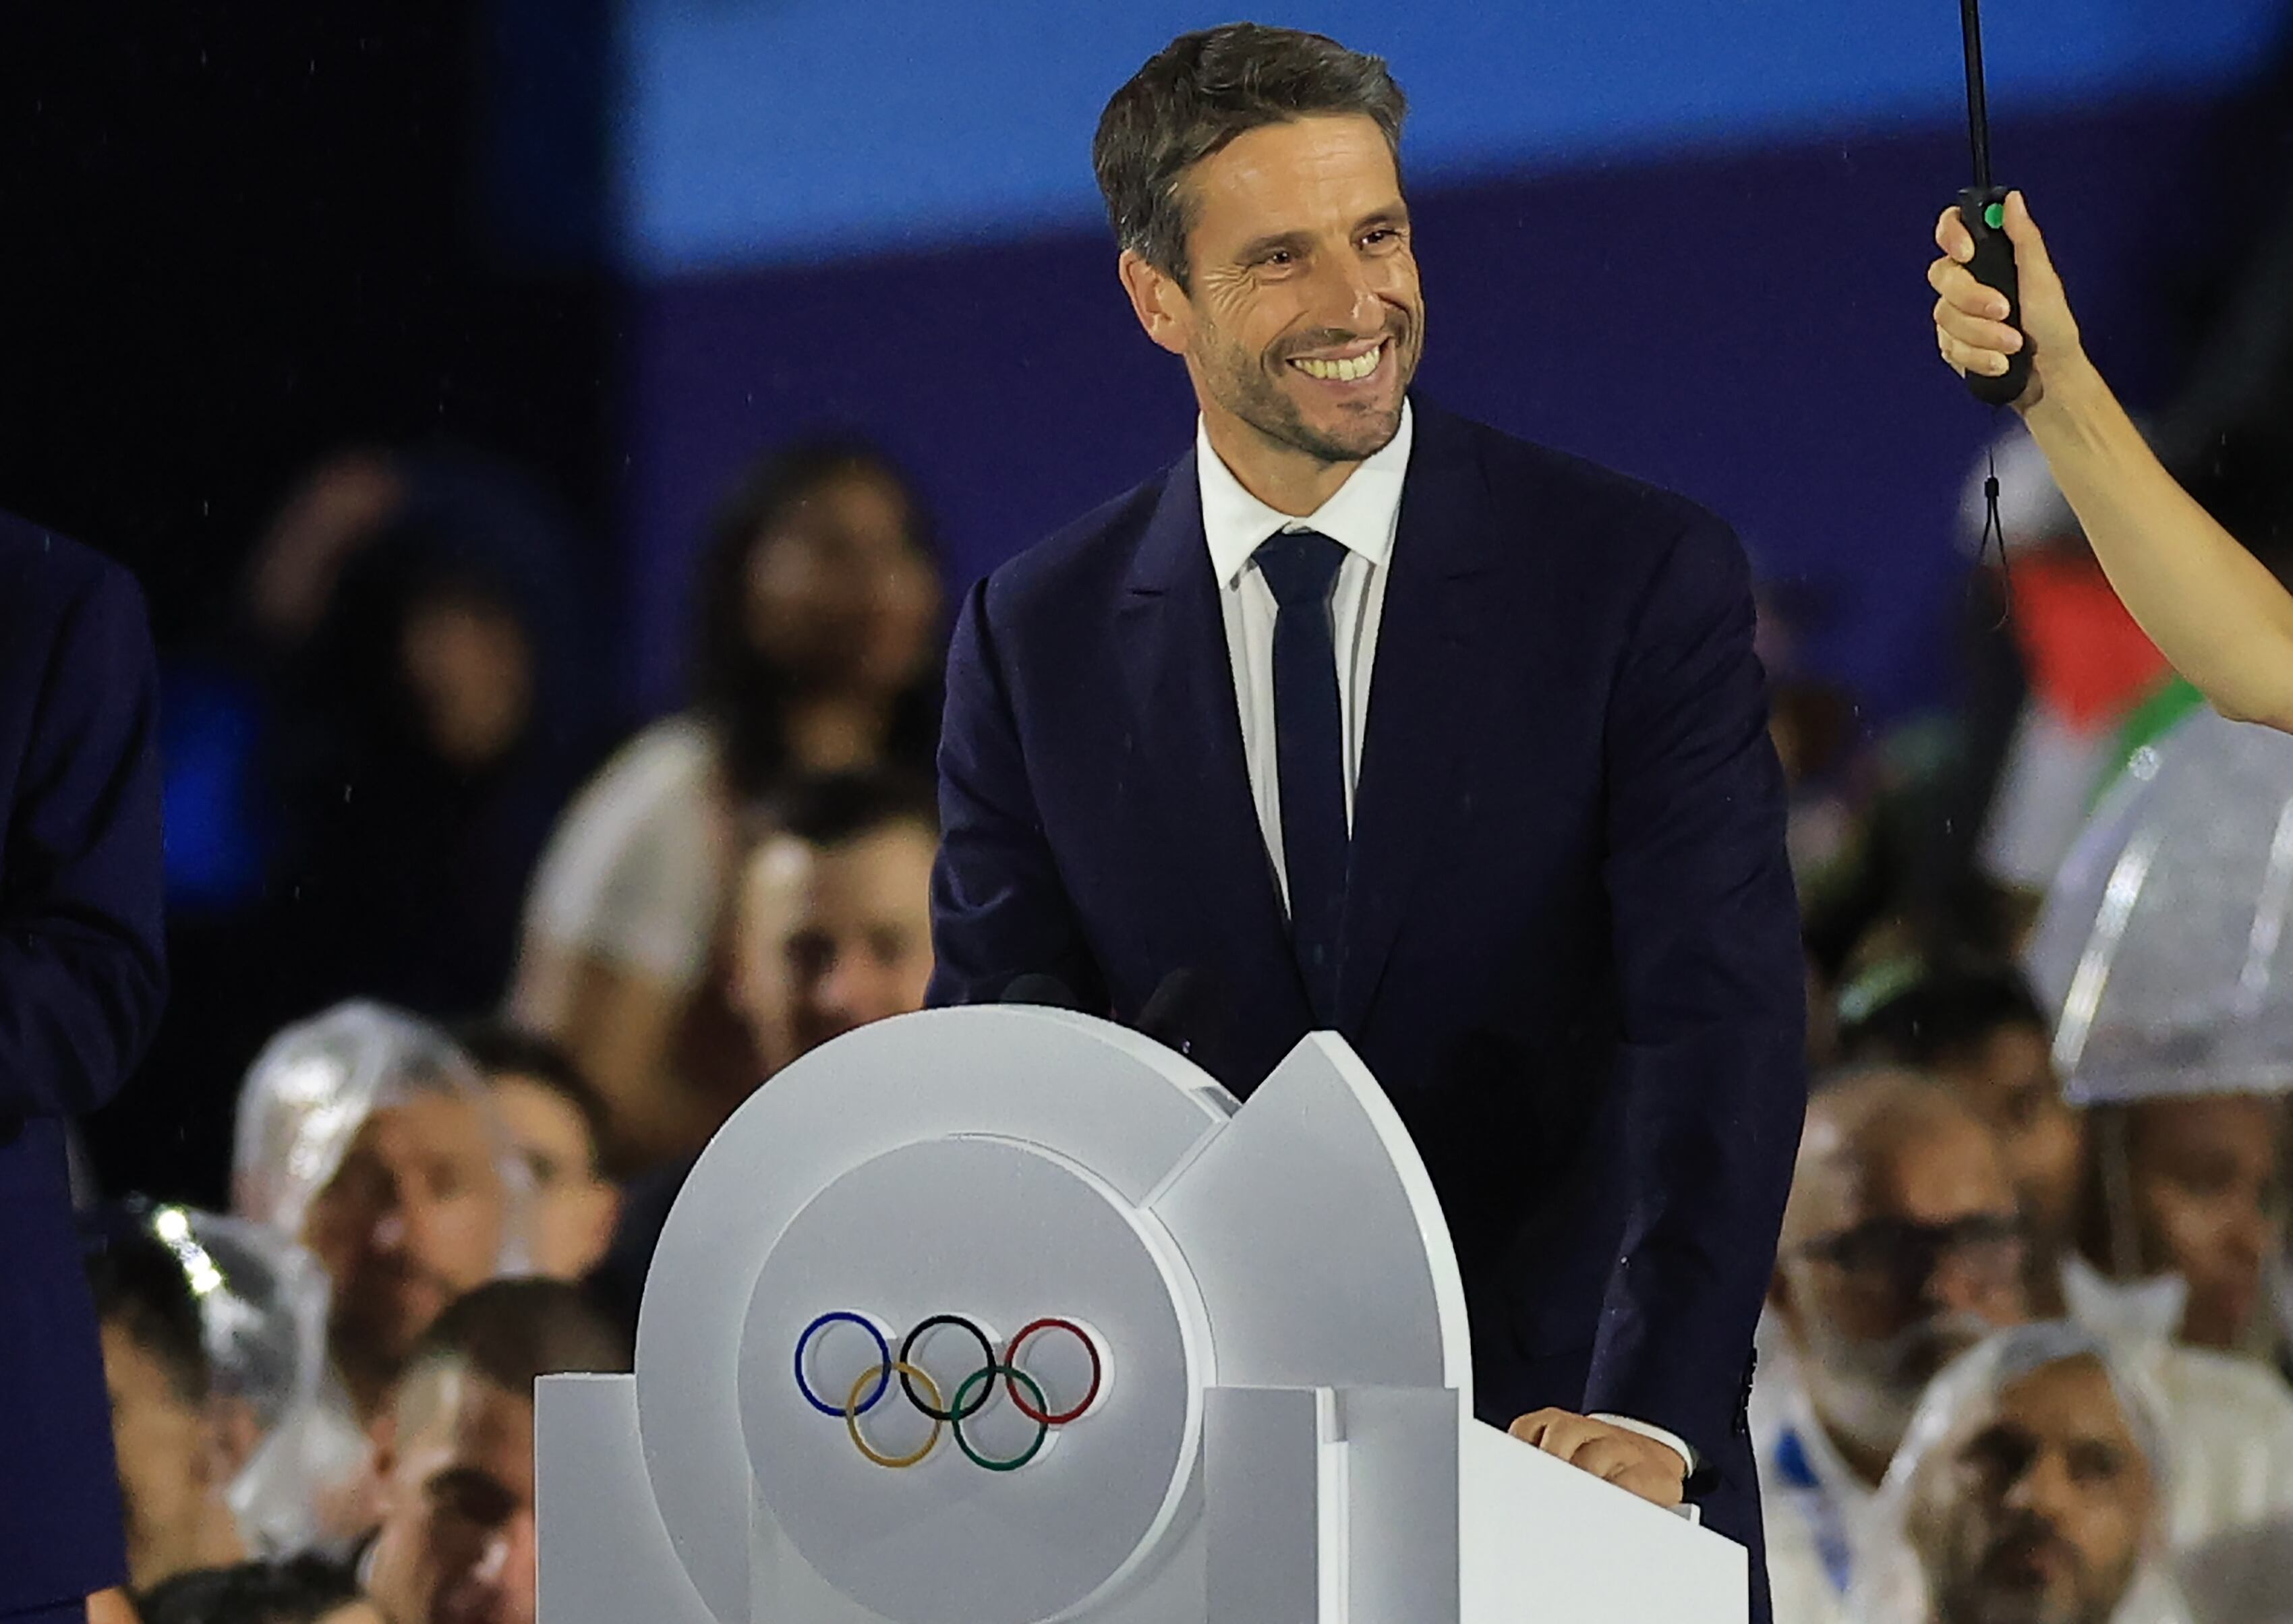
[1355,204,1410,232]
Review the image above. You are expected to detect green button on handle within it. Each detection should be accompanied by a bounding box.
[1958,185,2031,405]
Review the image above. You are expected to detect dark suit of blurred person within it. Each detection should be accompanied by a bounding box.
[0,517,168,1624]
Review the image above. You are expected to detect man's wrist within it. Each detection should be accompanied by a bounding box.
[1590,1413,1696,1477]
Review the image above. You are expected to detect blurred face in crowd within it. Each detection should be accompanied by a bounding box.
[743,469,941,702]
[1936,1022,2086,1261]
[100,1321,237,1590]
[486,1074,618,1282]
[1911,1355,2152,1624]
[1122,114,1423,479]
[399,587,534,771]
[367,1360,536,1624]
[247,449,408,645]
[730,821,939,1072]
[301,1095,508,1403]
[2116,1095,2286,1352]
[1774,1077,2029,1476]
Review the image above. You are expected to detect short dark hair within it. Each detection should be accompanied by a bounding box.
[84,1215,212,1408]
[410,1278,631,1402]
[454,1020,611,1167]
[1836,956,2050,1071]
[140,1555,364,1624]
[1093,24,1407,287]
[751,766,941,852]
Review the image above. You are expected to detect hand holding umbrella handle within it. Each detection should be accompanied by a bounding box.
[1959,185,2032,407]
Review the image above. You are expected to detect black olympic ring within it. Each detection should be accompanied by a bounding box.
[899,1314,997,1422]
[793,1310,1106,1470]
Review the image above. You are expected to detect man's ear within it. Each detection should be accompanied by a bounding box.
[1117,250,1192,357]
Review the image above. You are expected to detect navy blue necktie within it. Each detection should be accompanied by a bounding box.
[1253,528,1349,1026]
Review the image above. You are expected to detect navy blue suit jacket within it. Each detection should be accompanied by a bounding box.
[0,518,167,1612]
[928,400,1806,1582]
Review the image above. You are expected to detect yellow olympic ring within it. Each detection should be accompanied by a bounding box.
[846,1359,944,1469]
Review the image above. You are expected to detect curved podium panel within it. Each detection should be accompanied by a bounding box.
[538,1007,1746,1623]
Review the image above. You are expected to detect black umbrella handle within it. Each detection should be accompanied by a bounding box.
[1958,185,2031,407]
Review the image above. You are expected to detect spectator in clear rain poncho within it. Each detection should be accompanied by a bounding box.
[1755,1072,2293,1624]
[2025,707,2293,1366]
[78,1209,248,1596]
[1851,1322,2186,1624]
[140,1206,338,1561]
[229,1002,528,1553]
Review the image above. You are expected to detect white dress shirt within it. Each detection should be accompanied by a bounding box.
[1195,403,1410,917]
[1193,401,1695,1479]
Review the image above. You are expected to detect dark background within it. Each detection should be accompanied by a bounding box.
[3,6,2287,1203]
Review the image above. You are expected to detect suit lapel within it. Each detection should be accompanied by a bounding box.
[1339,406,1515,1029]
[1118,452,1304,1010]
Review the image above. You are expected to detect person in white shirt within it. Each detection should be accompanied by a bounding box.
[228,1003,531,1555]
[1853,1322,2187,1624]
[1759,1068,2027,1624]
[1758,1069,2293,1623]
[509,440,944,1169]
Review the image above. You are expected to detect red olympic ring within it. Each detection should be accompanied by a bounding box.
[1002,1317,1103,1426]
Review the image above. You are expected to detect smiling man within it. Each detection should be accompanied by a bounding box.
[927,22,1805,1617]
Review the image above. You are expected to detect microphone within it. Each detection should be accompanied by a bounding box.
[1000,973,1082,1010]
[1136,967,1224,1064]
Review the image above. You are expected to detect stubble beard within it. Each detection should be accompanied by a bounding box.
[1198,313,1418,468]
[1803,1310,1996,1466]
[1934,1532,2128,1624]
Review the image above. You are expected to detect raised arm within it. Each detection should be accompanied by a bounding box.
[1932,192,2293,732]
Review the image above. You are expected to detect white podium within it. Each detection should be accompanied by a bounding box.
[536,1006,1746,1623]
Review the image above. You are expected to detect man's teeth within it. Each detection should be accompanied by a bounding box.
[1291,345,1383,382]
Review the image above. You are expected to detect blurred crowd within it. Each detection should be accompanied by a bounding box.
[67,113,2293,1624]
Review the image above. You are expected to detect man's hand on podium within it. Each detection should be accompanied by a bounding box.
[1506,1410,1688,1509]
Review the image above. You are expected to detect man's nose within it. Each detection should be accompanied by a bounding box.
[1921,1240,2006,1318]
[369,1194,410,1256]
[466,1513,538,1624]
[496,1511,539,1624]
[2220,1198,2270,1273]
[2002,1450,2077,1524]
[1303,247,1384,333]
[811,954,867,1023]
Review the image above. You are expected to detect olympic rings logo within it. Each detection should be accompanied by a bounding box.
[794,1311,1106,1472]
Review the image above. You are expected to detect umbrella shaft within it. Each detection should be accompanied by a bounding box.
[1962,0,1994,190]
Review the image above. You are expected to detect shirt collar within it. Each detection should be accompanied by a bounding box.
[1196,398,1414,589]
